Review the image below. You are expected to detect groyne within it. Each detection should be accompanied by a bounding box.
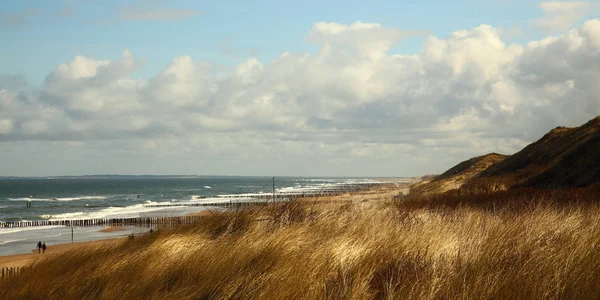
[0,183,379,229]
[0,215,205,229]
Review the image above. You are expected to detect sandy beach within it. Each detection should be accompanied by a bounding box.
[0,234,125,269]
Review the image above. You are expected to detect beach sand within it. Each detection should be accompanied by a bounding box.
[98,226,127,233]
[186,208,222,217]
[0,238,124,269]
[0,216,207,269]
[0,212,214,268]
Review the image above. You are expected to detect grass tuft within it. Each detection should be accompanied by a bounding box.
[2,185,600,299]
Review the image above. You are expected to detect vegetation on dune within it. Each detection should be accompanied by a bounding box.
[2,185,600,299]
[415,116,600,195]
[473,116,600,188]
[411,153,508,195]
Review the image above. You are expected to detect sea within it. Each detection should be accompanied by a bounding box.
[0,176,396,256]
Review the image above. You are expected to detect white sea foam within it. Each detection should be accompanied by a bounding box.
[54,196,108,201]
[0,238,26,245]
[204,186,211,189]
[172,188,204,192]
[0,225,64,235]
[8,197,53,201]
[47,202,174,220]
[7,196,108,202]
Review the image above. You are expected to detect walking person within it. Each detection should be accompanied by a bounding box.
[42,242,47,254]
[37,241,42,254]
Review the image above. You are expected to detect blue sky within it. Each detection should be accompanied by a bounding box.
[2,0,547,85]
[0,0,599,176]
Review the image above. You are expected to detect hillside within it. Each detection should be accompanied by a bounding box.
[471,116,600,188]
[411,153,507,195]
[412,116,600,195]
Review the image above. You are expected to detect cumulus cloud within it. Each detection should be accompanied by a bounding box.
[2,20,600,176]
[42,49,141,115]
[535,1,599,32]
[308,21,428,61]
[144,56,214,107]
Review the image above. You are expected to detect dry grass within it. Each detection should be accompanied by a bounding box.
[2,185,600,300]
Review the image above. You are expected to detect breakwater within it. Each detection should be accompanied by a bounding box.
[0,215,206,229]
[0,183,379,229]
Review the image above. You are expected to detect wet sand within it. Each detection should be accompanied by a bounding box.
[98,226,127,233]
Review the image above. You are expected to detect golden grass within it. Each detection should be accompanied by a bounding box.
[2,185,600,299]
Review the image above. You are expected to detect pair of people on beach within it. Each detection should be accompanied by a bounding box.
[36,241,47,254]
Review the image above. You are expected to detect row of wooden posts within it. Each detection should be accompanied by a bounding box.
[0,199,356,229]
[1,267,25,279]
[0,215,207,229]
[0,184,378,229]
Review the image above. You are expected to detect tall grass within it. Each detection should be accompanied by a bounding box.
[2,185,600,299]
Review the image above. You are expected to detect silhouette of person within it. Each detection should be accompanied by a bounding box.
[42,242,47,254]
[37,241,42,254]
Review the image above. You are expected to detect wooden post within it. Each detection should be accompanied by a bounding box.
[272,177,275,202]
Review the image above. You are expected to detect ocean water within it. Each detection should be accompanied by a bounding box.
[0,176,393,256]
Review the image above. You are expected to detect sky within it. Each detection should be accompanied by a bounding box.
[0,0,599,177]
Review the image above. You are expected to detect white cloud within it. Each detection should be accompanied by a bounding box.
[535,1,598,32]
[1,20,600,176]
[308,21,427,61]
[52,56,111,80]
[581,19,600,48]
[43,50,142,114]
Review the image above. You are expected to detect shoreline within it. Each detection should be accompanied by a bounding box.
[0,182,411,268]
[0,211,220,268]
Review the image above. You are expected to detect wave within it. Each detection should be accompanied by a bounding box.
[54,196,107,201]
[0,225,64,235]
[0,238,26,245]
[8,197,53,202]
[7,196,108,202]
[47,202,174,220]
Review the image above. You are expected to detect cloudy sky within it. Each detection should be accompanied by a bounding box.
[1,0,599,177]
